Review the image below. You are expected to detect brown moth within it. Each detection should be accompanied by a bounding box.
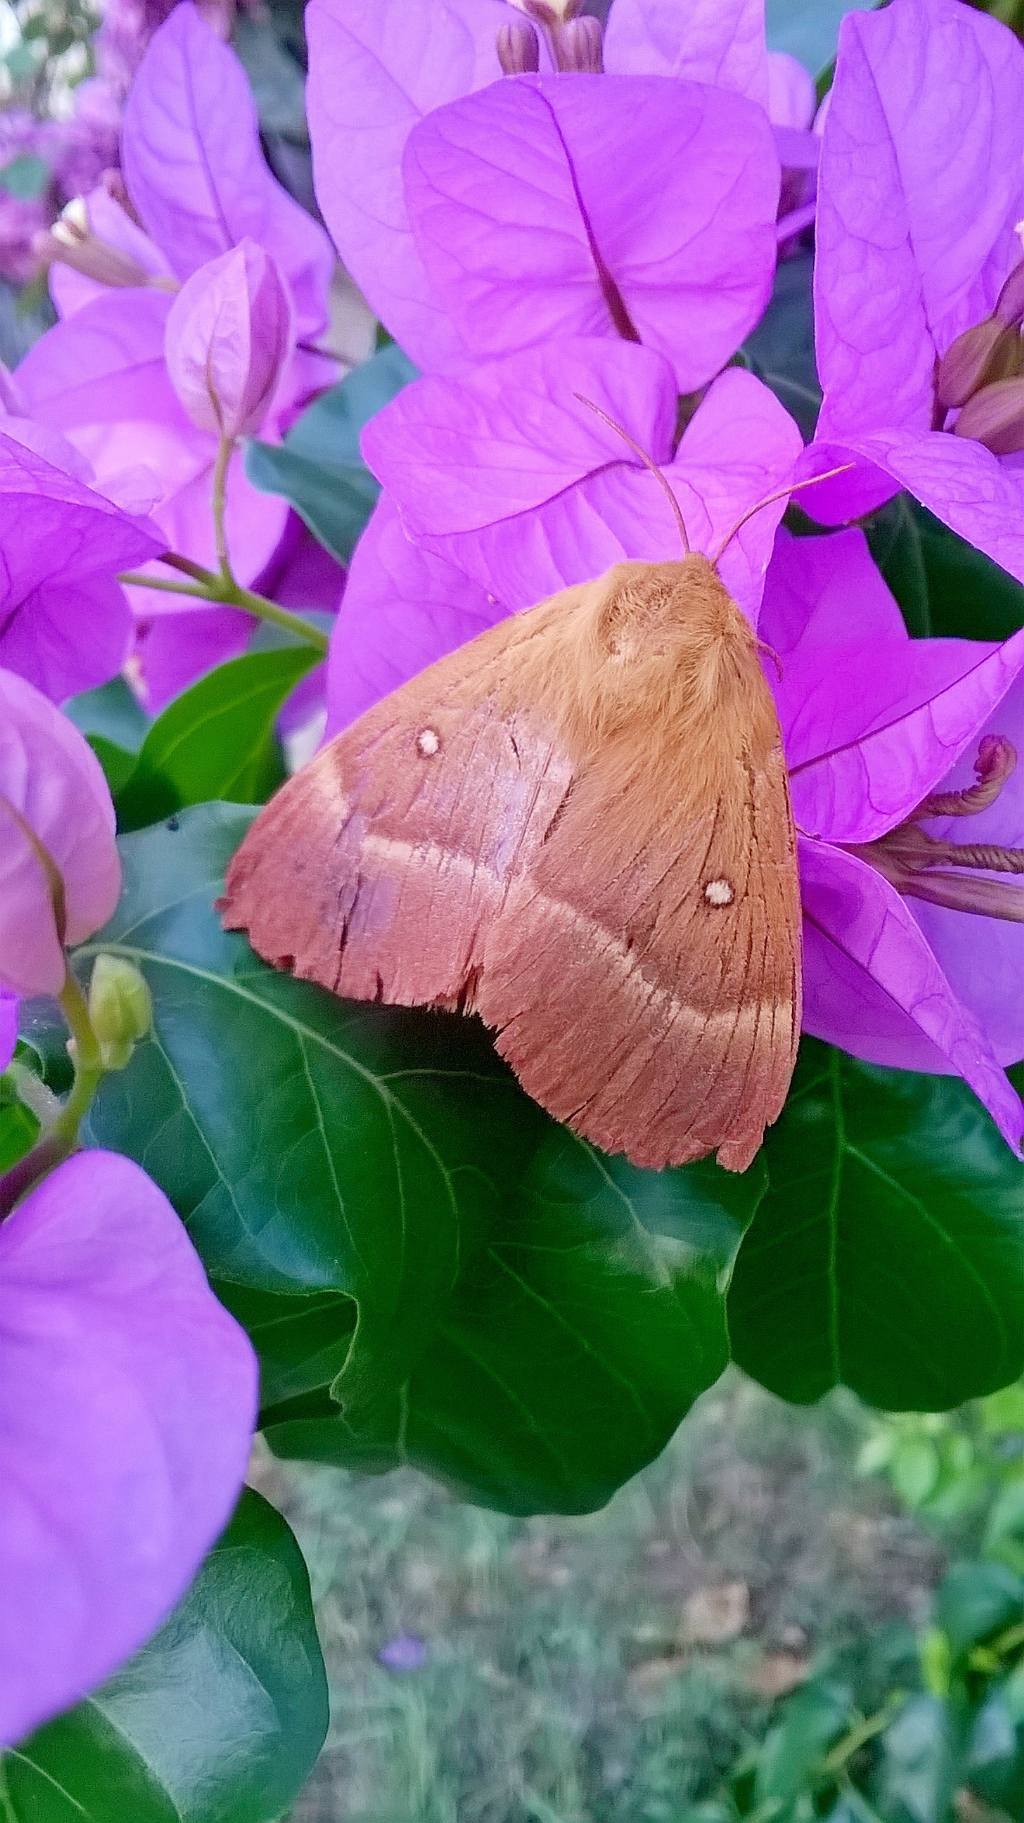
[221,536,802,1174]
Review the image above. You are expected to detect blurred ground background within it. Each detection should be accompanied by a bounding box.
[253,1377,998,1823]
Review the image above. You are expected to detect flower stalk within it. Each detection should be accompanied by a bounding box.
[850,736,1024,922]
[118,554,330,655]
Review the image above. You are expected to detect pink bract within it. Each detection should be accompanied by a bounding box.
[0,1150,257,1746]
[0,667,121,998]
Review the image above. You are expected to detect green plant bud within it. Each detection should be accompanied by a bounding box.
[88,954,153,1061]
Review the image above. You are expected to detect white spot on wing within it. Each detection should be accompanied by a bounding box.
[704,878,734,907]
[416,727,441,757]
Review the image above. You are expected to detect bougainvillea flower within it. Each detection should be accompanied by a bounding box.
[402,74,778,388]
[330,337,801,728]
[0,1148,257,1746]
[756,527,1024,1145]
[804,0,1024,585]
[0,431,161,701]
[16,5,335,620]
[308,0,790,369]
[0,668,121,999]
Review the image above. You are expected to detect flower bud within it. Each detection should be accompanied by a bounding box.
[165,240,292,441]
[0,668,120,999]
[88,955,152,1069]
[497,18,541,73]
[953,376,1024,455]
[936,317,1023,409]
[550,15,604,71]
[995,259,1024,330]
[35,197,155,290]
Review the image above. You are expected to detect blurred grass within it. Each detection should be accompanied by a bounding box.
[259,1375,949,1823]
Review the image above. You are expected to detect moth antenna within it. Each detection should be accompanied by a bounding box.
[710,463,856,568]
[573,391,690,554]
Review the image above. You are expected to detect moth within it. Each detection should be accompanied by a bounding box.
[222,430,820,1174]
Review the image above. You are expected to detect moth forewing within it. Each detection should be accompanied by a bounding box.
[221,557,802,1172]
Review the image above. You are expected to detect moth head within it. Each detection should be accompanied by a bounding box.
[590,556,748,663]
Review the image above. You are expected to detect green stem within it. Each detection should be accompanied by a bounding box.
[212,434,236,583]
[222,580,330,651]
[52,971,105,1150]
[118,562,329,655]
[820,1697,904,1780]
[0,969,108,1217]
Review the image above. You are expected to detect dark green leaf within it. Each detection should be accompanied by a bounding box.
[265,1138,757,1514]
[873,1694,969,1823]
[967,1689,1024,1815]
[935,1563,1024,1664]
[67,681,150,797]
[66,677,150,751]
[2,1491,327,1823]
[754,1680,853,1810]
[0,1072,39,1170]
[866,495,932,638]
[233,15,308,139]
[867,498,1024,642]
[742,252,820,441]
[116,647,318,831]
[245,344,416,563]
[728,1042,1024,1410]
[0,275,54,367]
[89,734,139,796]
[79,805,760,1514]
[825,1797,889,1823]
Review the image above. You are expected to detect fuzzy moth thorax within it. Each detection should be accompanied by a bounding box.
[506,557,775,774]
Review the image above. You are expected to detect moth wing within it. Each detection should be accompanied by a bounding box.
[221,599,577,1008]
[477,737,801,1172]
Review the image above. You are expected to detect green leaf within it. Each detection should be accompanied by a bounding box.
[874,1694,969,1823]
[754,1680,853,1810]
[78,805,760,1514]
[66,677,150,751]
[233,15,308,139]
[4,43,43,82]
[245,344,417,563]
[89,734,140,796]
[0,153,50,200]
[866,495,932,638]
[967,1688,1024,1816]
[66,679,151,797]
[727,1042,1024,1410]
[742,252,820,441]
[116,647,318,832]
[264,1137,757,1514]
[765,0,873,72]
[0,1072,39,1170]
[936,1563,1024,1665]
[2,1491,327,1823]
[890,1437,941,1509]
[867,498,1024,642]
